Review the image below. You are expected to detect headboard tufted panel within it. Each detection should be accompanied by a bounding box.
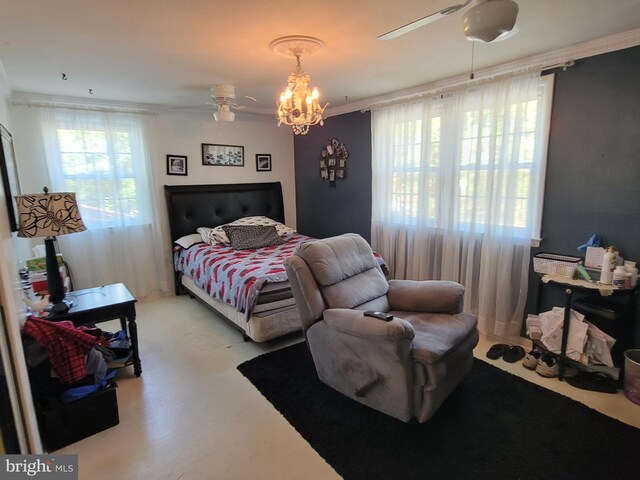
[164,183,285,242]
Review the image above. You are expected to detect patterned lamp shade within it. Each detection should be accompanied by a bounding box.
[15,191,86,238]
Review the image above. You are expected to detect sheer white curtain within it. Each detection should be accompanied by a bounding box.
[371,73,552,338]
[39,108,169,299]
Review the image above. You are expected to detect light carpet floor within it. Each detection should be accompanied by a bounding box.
[55,294,639,480]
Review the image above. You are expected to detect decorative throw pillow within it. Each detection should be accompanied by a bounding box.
[211,216,296,245]
[222,225,285,250]
[197,227,218,245]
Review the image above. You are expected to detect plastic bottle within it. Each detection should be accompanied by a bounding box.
[612,265,626,287]
[600,246,616,285]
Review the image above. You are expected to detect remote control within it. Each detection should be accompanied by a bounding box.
[363,311,393,321]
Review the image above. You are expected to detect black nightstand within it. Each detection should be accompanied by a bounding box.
[47,283,141,376]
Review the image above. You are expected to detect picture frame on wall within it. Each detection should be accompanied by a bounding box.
[167,155,188,176]
[256,154,272,172]
[202,143,244,167]
[0,123,20,232]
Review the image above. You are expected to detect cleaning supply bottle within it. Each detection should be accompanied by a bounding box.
[600,247,616,285]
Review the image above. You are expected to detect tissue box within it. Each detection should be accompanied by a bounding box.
[584,246,606,269]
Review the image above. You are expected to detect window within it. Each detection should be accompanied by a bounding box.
[38,107,167,298]
[371,73,554,337]
[43,110,153,229]
[376,74,553,240]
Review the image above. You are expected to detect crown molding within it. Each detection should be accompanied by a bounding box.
[10,91,277,119]
[10,92,160,115]
[328,27,640,116]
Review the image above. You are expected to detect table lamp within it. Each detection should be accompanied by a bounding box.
[15,187,86,313]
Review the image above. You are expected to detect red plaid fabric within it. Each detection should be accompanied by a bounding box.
[22,316,98,383]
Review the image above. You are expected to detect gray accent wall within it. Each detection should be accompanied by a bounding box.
[528,45,640,347]
[535,45,640,263]
[293,110,372,241]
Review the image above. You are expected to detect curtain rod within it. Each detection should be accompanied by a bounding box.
[541,60,576,72]
[364,60,575,112]
[10,98,158,116]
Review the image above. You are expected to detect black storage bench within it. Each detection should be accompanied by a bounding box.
[39,380,119,452]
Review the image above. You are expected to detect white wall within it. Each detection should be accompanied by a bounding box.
[148,109,297,288]
[8,104,297,285]
[147,109,297,236]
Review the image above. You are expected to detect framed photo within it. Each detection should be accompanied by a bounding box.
[256,154,272,172]
[167,155,187,176]
[0,124,20,231]
[202,143,244,167]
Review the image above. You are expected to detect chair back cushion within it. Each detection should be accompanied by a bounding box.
[295,233,389,309]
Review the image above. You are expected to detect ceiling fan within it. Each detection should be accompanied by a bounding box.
[378,0,519,43]
[209,84,257,122]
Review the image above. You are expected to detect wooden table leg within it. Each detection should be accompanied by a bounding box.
[127,313,142,377]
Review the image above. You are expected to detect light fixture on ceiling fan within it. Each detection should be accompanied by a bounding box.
[378,0,519,43]
[209,84,257,122]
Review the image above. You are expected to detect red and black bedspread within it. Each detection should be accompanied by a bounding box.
[175,233,387,320]
[174,233,312,318]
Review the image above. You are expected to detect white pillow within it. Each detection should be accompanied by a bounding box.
[207,216,296,245]
[175,233,204,249]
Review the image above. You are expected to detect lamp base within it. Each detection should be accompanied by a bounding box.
[45,297,76,315]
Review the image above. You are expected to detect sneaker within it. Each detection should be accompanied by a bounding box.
[535,354,558,377]
[522,347,542,369]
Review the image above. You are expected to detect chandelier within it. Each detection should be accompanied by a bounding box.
[270,36,328,135]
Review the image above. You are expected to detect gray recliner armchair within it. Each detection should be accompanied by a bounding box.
[284,233,479,423]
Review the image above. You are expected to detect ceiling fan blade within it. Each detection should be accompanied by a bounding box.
[377,0,472,41]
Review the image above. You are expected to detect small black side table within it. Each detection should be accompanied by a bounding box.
[536,275,637,382]
[47,283,141,377]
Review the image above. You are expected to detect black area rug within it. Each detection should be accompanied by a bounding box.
[238,342,640,480]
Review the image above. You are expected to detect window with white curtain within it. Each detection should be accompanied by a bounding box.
[47,112,152,229]
[383,76,552,239]
[39,107,168,298]
[372,73,553,338]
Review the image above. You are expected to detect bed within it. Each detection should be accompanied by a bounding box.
[164,182,306,342]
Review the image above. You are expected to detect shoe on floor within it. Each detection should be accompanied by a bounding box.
[486,343,509,360]
[534,354,578,378]
[535,354,558,377]
[522,347,542,369]
[503,345,526,363]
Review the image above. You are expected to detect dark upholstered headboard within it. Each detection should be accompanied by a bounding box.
[164,182,285,242]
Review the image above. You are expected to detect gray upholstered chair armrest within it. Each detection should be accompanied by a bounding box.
[323,308,415,342]
[387,279,464,314]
